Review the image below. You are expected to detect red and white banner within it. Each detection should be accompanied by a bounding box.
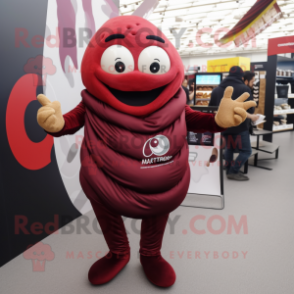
[220,0,281,47]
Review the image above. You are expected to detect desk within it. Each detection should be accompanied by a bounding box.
[250,129,279,170]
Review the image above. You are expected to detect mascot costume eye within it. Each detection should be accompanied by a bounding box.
[36,15,255,287]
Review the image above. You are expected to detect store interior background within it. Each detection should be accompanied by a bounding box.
[1,0,294,293]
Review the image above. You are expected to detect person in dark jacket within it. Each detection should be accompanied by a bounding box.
[209,66,255,181]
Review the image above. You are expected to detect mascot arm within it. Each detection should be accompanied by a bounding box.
[37,94,86,137]
[185,105,225,134]
[48,102,86,137]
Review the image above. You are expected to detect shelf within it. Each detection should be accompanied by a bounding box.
[275,94,294,99]
[274,109,294,115]
[277,56,294,62]
[251,140,279,154]
[273,124,293,132]
[273,127,293,132]
[252,129,273,136]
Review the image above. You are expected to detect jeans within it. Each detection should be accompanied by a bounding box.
[224,130,252,174]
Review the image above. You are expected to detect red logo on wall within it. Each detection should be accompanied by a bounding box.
[6,74,53,170]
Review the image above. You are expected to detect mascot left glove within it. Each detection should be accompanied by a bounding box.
[36,94,65,133]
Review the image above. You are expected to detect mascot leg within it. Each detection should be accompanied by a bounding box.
[139,214,176,287]
[88,199,130,285]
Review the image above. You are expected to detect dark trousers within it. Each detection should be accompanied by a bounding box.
[224,130,252,174]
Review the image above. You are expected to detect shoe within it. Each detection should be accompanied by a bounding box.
[227,172,249,181]
[140,254,176,287]
[88,251,130,285]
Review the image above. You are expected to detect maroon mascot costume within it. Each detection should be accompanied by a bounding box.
[36,15,255,287]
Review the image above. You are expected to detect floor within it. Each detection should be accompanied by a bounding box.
[1,131,294,294]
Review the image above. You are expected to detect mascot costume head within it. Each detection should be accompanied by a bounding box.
[81,15,184,116]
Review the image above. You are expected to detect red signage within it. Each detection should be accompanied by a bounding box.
[268,35,294,56]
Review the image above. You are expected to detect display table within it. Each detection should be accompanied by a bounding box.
[250,129,279,170]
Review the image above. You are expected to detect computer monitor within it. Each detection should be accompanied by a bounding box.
[196,74,222,85]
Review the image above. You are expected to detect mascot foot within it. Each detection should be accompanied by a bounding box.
[88,252,130,285]
[140,254,176,287]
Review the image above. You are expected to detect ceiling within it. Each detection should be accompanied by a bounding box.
[119,0,294,57]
